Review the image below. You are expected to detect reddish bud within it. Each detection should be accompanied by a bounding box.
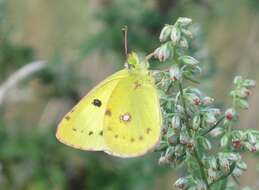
[251,146,257,152]
[232,139,243,149]
[225,109,234,121]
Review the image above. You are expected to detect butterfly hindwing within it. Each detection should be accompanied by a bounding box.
[56,69,129,151]
[103,70,162,157]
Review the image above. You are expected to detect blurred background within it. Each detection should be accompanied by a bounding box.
[0,0,259,189]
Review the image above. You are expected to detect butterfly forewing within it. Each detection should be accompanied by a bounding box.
[56,69,129,151]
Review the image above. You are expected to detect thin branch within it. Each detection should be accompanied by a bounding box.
[0,60,46,105]
[144,51,156,62]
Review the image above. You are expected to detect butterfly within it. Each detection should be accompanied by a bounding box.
[56,52,162,158]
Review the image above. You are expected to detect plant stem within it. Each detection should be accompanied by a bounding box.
[178,82,210,189]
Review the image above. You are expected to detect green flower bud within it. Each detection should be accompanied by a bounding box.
[154,43,171,62]
[200,137,212,150]
[178,56,199,66]
[220,134,229,147]
[175,177,189,190]
[209,127,224,137]
[237,87,251,98]
[186,93,201,106]
[237,99,249,109]
[181,29,193,38]
[236,160,247,170]
[169,65,182,81]
[243,79,256,88]
[179,37,188,49]
[233,167,243,177]
[202,96,214,106]
[208,168,217,183]
[171,115,181,132]
[219,157,230,172]
[247,132,257,145]
[234,76,243,85]
[192,115,201,130]
[171,26,181,45]
[177,17,192,26]
[159,25,172,42]
[205,113,217,125]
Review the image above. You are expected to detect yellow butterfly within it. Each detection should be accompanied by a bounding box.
[56,52,162,158]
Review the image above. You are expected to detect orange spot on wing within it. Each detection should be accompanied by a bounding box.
[133,80,142,89]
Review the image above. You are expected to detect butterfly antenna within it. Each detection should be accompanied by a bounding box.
[122,26,128,57]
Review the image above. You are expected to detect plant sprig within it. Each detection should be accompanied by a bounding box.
[149,17,258,190]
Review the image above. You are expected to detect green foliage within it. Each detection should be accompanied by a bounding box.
[0,0,34,80]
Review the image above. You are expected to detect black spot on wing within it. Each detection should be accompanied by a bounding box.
[92,99,102,107]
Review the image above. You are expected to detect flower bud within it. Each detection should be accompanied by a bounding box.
[245,143,257,153]
[251,146,257,152]
[208,168,217,182]
[186,140,195,150]
[237,99,249,109]
[209,127,223,137]
[225,109,235,121]
[233,167,243,177]
[169,66,182,81]
[238,87,252,98]
[179,38,188,49]
[192,115,201,131]
[222,152,240,161]
[158,156,170,165]
[186,93,201,106]
[232,139,243,149]
[209,157,218,170]
[195,180,206,190]
[220,135,229,147]
[208,108,221,116]
[181,29,193,38]
[202,96,214,106]
[236,160,247,170]
[177,17,192,26]
[175,144,185,157]
[219,157,230,172]
[155,43,171,62]
[234,76,243,85]
[205,113,217,125]
[180,133,188,145]
[159,25,172,42]
[178,56,199,66]
[168,135,178,146]
[175,177,189,190]
[243,79,256,88]
[171,26,181,45]
[200,137,212,150]
[171,116,181,132]
[247,132,257,145]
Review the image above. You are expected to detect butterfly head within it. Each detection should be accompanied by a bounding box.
[126,52,149,71]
